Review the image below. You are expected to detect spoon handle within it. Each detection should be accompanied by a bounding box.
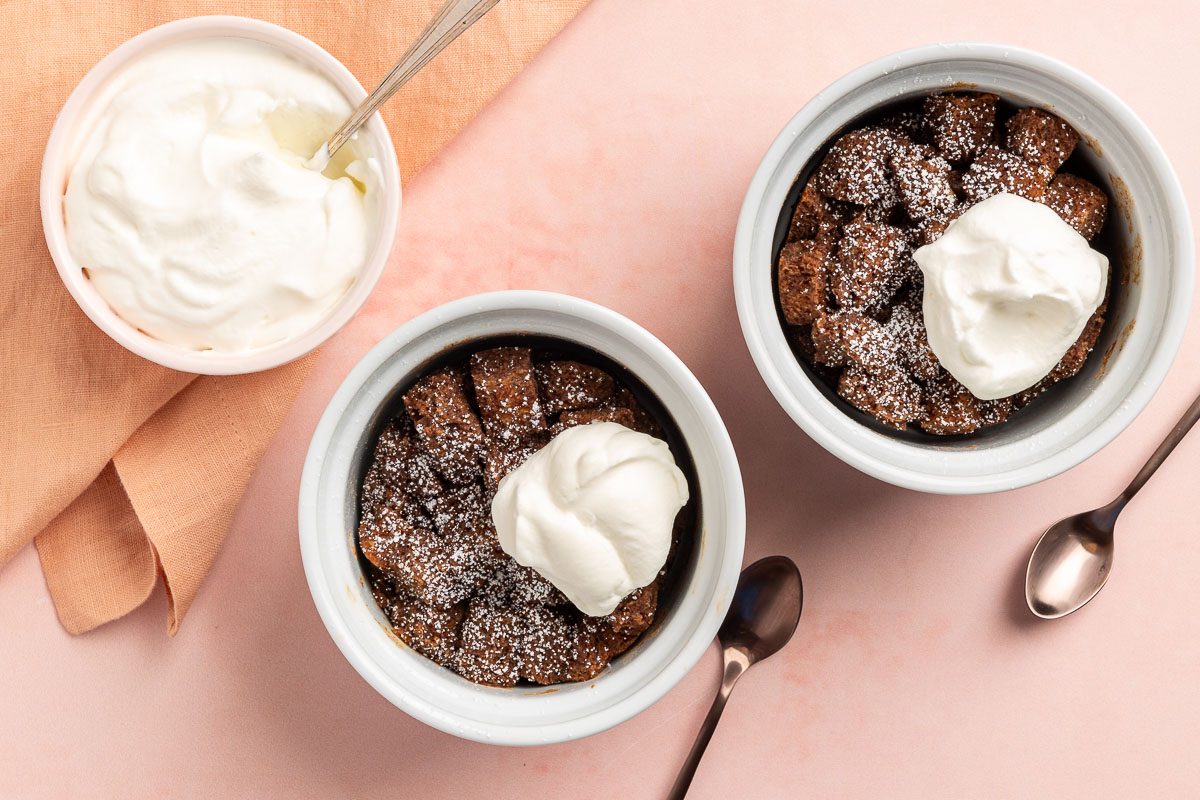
[666,650,748,800]
[323,0,501,159]
[1120,390,1200,504]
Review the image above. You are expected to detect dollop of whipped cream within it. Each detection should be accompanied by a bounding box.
[915,193,1108,400]
[490,422,689,617]
[64,38,380,352]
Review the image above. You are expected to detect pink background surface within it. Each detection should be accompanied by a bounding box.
[4,1,1200,797]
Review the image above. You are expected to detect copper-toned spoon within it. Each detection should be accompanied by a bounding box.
[1026,390,1200,619]
[667,556,803,799]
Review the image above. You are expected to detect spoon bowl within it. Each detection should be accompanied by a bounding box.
[1025,508,1116,619]
[719,556,804,662]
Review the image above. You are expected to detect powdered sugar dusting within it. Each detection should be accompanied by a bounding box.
[359,345,689,687]
[778,93,1113,435]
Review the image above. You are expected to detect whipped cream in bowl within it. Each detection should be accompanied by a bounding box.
[916,193,1109,401]
[41,17,401,373]
[492,421,690,617]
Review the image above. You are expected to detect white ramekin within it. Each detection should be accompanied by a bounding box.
[298,291,746,745]
[40,16,402,375]
[734,43,1194,494]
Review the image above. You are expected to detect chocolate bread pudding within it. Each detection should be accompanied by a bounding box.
[356,340,696,687]
[776,92,1114,436]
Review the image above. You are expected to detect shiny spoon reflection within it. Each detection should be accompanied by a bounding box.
[667,556,803,799]
[1026,390,1200,619]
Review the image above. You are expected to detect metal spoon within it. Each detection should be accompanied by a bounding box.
[1026,390,1200,619]
[305,0,500,170]
[667,556,803,799]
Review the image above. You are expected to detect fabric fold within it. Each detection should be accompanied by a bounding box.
[2,0,591,634]
[35,465,158,635]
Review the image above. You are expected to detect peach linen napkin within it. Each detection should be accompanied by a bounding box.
[0,0,589,635]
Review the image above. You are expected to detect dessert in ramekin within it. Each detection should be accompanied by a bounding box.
[299,291,745,744]
[735,44,1193,493]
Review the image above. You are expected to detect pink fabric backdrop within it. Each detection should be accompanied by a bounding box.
[3,0,1199,797]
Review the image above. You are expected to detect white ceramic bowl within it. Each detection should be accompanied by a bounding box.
[298,291,745,745]
[734,43,1194,494]
[40,16,401,375]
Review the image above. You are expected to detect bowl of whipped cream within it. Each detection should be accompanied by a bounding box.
[41,16,401,374]
[298,291,746,744]
[734,43,1193,493]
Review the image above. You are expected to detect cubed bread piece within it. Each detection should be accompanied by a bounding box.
[454,601,524,687]
[810,312,849,366]
[891,145,958,223]
[778,237,833,325]
[402,367,485,485]
[961,146,1053,203]
[891,137,941,166]
[814,127,899,205]
[362,419,444,501]
[601,582,659,642]
[837,363,923,429]
[831,220,912,313]
[420,480,490,540]
[867,173,902,215]
[789,182,824,241]
[880,109,931,143]
[1044,173,1108,240]
[791,324,817,364]
[914,203,966,246]
[555,406,639,433]
[920,375,1012,435]
[360,483,487,610]
[509,562,567,607]
[568,585,661,677]
[788,182,851,242]
[1005,107,1080,172]
[609,386,663,437]
[480,556,566,609]
[1050,306,1106,382]
[482,436,541,496]
[358,486,429,576]
[518,606,584,685]
[575,586,660,667]
[397,531,492,609]
[469,347,545,442]
[923,92,998,162]
[811,310,897,371]
[365,562,402,617]
[388,597,466,665]
[886,298,943,383]
[366,422,444,503]
[534,360,616,414]
[363,421,408,485]
[798,324,854,387]
[560,625,611,683]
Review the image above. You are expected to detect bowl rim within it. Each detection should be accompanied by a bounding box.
[39,15,402,375]
[298,290,746,744]
[733,41,1194,494]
